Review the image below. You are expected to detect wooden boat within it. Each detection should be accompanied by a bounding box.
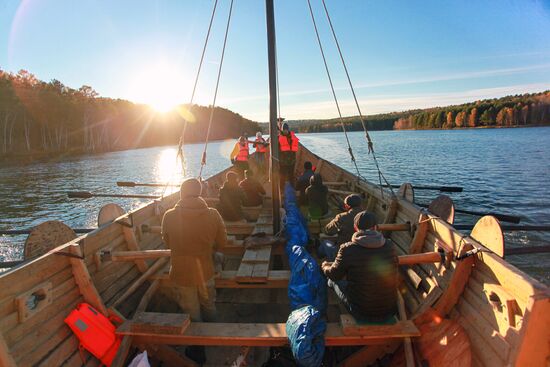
[1,1,549,366]
[0,142,549,367]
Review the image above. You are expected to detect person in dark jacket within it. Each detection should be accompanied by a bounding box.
[305,173,329,219]
[239,170,266,207]
[161,178,227,322]
[218,171,246,221]
[325,194,363,246]
[319,194,363,260]
[321,211,398,322]
[295,161,314,205]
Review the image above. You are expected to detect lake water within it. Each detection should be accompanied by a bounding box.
[1,128,549,284]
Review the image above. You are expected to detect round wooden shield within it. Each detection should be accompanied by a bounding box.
[470,215,505,258]
[24,221,77,259]
[428,195,455,224]
[398,183,415,202]
[98,203,125,226]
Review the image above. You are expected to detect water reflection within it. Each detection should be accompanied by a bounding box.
[1,128,549,284]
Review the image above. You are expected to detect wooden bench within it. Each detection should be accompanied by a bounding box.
[116,321,421,347]
[339,314,420,338]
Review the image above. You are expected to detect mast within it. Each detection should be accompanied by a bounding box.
[266,0,281,235]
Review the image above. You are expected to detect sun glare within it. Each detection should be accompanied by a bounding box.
[130,61,187,113]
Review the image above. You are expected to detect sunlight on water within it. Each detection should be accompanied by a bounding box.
[153,148,181,195]
[0,128,549,283]
[218,139,239,160]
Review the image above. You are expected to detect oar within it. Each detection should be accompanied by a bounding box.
[67,191,160,199]
[387,184,463,193]
[0,260,24,268]
[1,228,95,235]
[417,203,521,224]
[454,224,550,231]
[505,245,550,256]
[117,181,179,188]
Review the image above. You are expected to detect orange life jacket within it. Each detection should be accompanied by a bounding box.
[279,131,299,152]
[236,142,249,161]
[255,137,267,153]
[65,303,121,366]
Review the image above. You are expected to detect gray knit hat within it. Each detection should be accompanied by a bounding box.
[180,178,202,198]
[354,211,377,230]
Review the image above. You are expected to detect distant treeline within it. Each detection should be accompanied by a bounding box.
[0,70,259,157]
[290,113,398,133]
[288,91,550,133]
[394,91,550,129]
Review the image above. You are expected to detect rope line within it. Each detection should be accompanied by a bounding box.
[199,0,235,178]
[306,0,362,179]
[319,0,395,197]
[162,0,219,198]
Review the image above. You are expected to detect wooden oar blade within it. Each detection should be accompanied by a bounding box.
[389,184,463,192]
[488,212,521,224]
[438,186,463,193]
[67,191,93,198]
[117,181,136,187]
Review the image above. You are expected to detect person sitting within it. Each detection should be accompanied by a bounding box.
[161,178,227,322]
[239,170,266,207]
[321,211,398,323]
[325,194,363,246]
[305,173,329,220]
[218,171,246,221]
[319,194,363,261]
[295,161,315,205]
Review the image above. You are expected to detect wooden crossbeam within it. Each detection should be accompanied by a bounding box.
[150,270,290,288]
[145,222,255,236]
[117,322,416,347]
[339,314,420,338]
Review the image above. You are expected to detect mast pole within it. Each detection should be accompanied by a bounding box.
[266,0,281,235]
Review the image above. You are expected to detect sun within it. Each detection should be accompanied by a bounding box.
[131,61,187,113]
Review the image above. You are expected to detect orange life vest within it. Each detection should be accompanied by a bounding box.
[64,303,121,366]
[236,142,249,161]
[279,131,299,152]
[255,137,267,153]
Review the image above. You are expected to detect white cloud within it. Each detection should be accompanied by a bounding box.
[218,63,550,110]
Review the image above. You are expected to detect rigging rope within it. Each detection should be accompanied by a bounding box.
[306,0,363,179]
[320,0,394,196]
[176,0,219,176]
[198,0,235,178]
[161,0,219,198]
[311,0,396,197]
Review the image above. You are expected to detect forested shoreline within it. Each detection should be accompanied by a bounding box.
[0,70,259,160]
[290,90,550,133]
[2,69,549,162]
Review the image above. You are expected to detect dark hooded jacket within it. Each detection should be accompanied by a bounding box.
[323,230,398,320]
[218,180,246,221]
[161,197,227,287]
[296,169,315,205]
[305,174,329,219]
[239,177,266,207]
[324,207,363,245]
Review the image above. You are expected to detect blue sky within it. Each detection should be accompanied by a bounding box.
[1,0,550,121]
